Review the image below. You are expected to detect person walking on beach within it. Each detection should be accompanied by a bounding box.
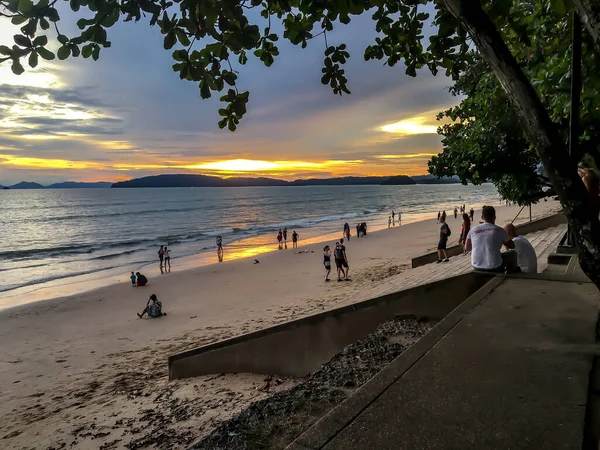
[323,245,332,282]
[158,246,165,267]
[137,294,166,319]
[437,211,441,223]
[335,239,350,282]
[441,210,447,222]
[459,213,471,255]
[469,208,475,222]
[392,210,396,226]
[216,235,223,262]
[164,247,171,270]
[283,227,288,243]
[343,222,351,241]
[388,216,392,228]
[398,211,402,225]
[135,272,148,286]
[356,223,361,238]
[277,230,283,249]
[437,216,451,263]
[454,207,458,219]
[130,271,137,286]
[292,230,299,248]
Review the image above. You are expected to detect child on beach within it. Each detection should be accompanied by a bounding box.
[130,271,136,286]
[323,245,331,282]
[137,294,166,318]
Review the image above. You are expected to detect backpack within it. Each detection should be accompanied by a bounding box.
[446,225,452,237]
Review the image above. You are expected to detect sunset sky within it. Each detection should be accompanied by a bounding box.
[0,9,456,185]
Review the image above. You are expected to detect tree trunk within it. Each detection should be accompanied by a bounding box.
[573,0,600,51]
[440,0,600,288]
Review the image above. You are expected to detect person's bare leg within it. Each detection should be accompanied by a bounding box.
[137,307,148,318]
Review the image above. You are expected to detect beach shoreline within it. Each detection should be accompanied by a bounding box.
[2,196,516,311]
[0,200,561,450]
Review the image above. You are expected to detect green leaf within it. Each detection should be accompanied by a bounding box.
[46,7,59,22]
[81,43,93,58]
[17,0,33,14]
[11,15,28,25]
[33,35,48,47]
[37,47,55,60]
[28,50,38,68]
[218,117,227,129]
[92,45,100,60]
[57,34,69,45]
[164,31,176,50]
[176,29,190,47]
[39,18,50,30]
[57,45,71,60]
[0,46,12,56]
[227,118,236,131]
[550,0,566,16]
[71,44,80,57]
[11,60,24,75]
[14,34,31,47]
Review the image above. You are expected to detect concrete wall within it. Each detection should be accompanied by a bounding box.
[411,212,567,269]
[169,272,494,380]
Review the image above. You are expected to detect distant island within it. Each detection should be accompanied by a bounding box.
[1,181,113,189]
[112,174,459,188]
[2,175,460,190]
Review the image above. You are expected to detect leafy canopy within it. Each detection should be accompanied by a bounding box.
[0,0,478,130]
[429,0,600,204]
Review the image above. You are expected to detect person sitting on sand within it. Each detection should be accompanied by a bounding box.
[130,271,137,287]
[135,272,148,286]
[323,245,332,282]
[137,294,166,318]
[466,206,516,273]
[504,224,537,273]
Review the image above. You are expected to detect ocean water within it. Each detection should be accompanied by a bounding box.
[0,184,499,299]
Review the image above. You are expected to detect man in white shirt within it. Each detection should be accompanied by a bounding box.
[466,206,516,273]
[504,224,537,273]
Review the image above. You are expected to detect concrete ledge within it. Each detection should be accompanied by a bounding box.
[292,275,599,450]
[169,272,494,380]
[411,212,566,269]
[290,276,505,450]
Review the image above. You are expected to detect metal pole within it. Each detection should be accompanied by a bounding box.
[566,12,582,247]
[529,204,532,222]
[569,12,582,158]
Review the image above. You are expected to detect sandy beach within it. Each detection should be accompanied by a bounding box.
[0,200,561,449]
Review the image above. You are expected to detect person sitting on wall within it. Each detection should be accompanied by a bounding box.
[466,206,517,273]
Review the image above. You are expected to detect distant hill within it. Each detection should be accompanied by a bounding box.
[380,175,417,185]
[412,175,461,184]
[112,174,421,188]
[291,176,415,186]
[10,181,45,189]
[111,174,289,188]
[48,181,112,189]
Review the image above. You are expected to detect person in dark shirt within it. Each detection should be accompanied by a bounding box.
[334,239,350,281]
[292,230,299,248]
[437,217,450,263]
[323,245,331,282]
[459,213,471,254]
[135,272,148,286]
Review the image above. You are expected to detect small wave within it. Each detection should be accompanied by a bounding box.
[0,266,119,293]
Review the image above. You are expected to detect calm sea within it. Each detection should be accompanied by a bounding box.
[0,184,499,300]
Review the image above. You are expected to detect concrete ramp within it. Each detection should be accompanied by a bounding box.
[168,272,494,380]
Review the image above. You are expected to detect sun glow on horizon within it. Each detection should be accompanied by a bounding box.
[380,117,439,135]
